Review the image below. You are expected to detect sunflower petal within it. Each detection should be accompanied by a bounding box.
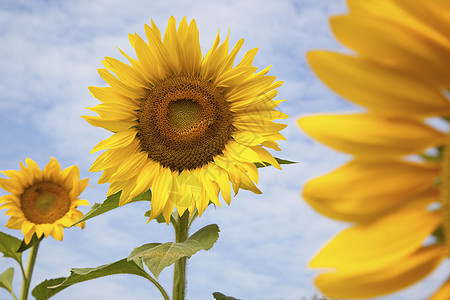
[315,245,447,299]
[310,210,442,272]
[298,113,445,156]
[307,51,450,115]
[303,159,440,222]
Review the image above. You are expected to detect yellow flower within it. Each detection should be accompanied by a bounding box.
[84,16,286,222]
[0,158,89,244]
[298,0,450,299]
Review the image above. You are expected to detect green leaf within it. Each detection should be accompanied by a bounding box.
[213,292,241,300]
[32,278,67,300]
[0,268,16,299]
[128,224,220,279]
[17,233,44,253]
[0,232,22,264]
[71,189,152,226]
[255,157,297,168]
[32,259,151,300]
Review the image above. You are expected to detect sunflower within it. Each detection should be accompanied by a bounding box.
[0,158,89,244]
[297,0,450,299]
[84,17,287,222]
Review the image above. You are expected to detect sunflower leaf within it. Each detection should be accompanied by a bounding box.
[32,278,67,300]
[0,268,16,299]
[71,189,152,226]
[128,224,220,279]
[0,232,22,264]
[32,259,151,300]
[213,292,241,300]
[255,157,297,168]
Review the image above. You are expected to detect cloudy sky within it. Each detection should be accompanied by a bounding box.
[0,0,447,299]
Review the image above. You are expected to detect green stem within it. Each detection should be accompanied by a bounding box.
[172,211,190,300]
[143,273,170,300]
[19,241,40,300]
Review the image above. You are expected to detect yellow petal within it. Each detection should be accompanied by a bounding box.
[86,103,137,121]
[90,129,137,154]
[103,56,148,89]
[225,141,263,164]
[251,146,281,170]
[206,163,231,205]
[328,16,450,86]
[298,113,446,156]
[50,225,64,241]
[90,139,140,172]
[303,159,440,222]
[307,51,450,115]
[43,157,63,182]
[315,244,447,299]
[182,19,202,75]
[198,169,220,206]
[129,160,160,199]
[150,167,173,219]
[0,178,22,194]
[98,68,146,99]
[310,210,442,272]
[160,199,175,224]
[88,86,139,106]
[347,0,450,58]
[109,151,148,182]
[236,48,258,67]
[134,33,164,81]
[83,116,135,132]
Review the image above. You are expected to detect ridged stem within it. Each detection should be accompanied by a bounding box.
[172,211,189,300]
[19,241,40,300]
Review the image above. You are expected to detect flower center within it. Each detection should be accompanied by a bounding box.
[441,133,450,255]
[137,74,234,172]
[20,182,71,224]
[167,99,203,132]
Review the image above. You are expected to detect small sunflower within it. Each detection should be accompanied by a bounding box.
[84,17,287,222]
[298,0,450,299]
[0,158,89,244]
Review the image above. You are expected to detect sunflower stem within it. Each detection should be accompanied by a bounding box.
[172,211,189,300]
[19,240,40,300]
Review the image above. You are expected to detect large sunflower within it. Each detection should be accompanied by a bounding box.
[298,0,450,299]
[84,17,287,222]
[0,158,89,244]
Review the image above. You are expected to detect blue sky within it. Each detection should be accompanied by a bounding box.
[0,0,448,299]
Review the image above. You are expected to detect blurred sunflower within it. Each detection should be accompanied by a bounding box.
[0,158,89,244]
[298,0,450,299]
[84,16,286,222]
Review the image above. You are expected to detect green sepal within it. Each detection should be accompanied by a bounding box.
[213,292,241,300]
[32,259,151,300]
[128,224,220,279]
[0,268,16,299]
[17,233,44,253]
[71,189,152,226]
[255,157,296,168]
[143,210,168,224]
[0,232,22,264]
[432,226,444,243]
